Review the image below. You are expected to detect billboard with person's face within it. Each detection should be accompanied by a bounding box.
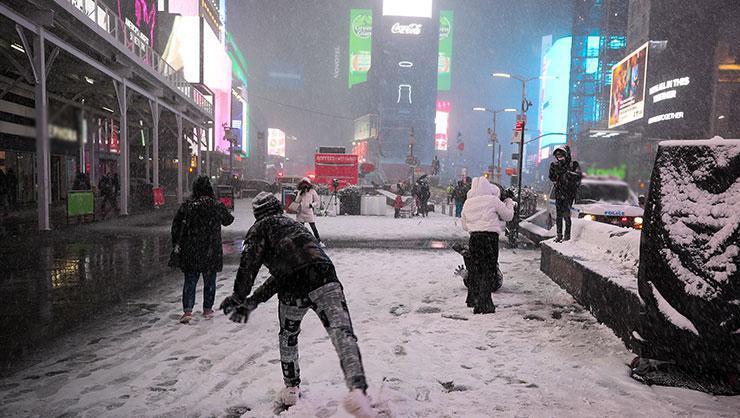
[608,42,649,128]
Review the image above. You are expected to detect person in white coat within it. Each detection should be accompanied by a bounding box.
[295,178,324,246]
[460,176,515,314]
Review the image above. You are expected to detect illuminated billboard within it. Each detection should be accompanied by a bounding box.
[117,0,157,49]
[382,0,433,18]
[608,42,649,128]
[161,16,200,83]
[435,100,450,151]
[203,24,233,152]
[437,10,453,91]
[348,9,373,88]
[268,128,286,157]
[538,36,572,152]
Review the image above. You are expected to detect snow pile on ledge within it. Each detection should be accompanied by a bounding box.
[543,219,641,294]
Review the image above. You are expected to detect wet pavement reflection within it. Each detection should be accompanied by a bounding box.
[0,235,174,371]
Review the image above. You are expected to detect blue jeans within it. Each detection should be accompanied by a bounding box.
[182,271,217,312]
[455,200,464,218]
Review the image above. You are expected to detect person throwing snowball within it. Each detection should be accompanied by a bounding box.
[219,192,375,417]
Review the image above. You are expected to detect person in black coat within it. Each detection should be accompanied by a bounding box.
[171,175,234,323]
[549,145,582,242]
[219,192,373,415]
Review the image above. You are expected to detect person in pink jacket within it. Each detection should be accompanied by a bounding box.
[295,178,324,247]
[460,176,515,313]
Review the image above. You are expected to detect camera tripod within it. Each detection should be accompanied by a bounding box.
[322,189,339,217]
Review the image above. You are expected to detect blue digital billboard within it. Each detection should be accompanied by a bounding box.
[538,36,572,154]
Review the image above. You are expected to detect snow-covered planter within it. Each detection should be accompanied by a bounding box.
[338,185,361,215]
[636,137,740,374]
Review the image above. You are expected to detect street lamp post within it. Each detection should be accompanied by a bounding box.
[473,106,516,180]
[492,72,555,246]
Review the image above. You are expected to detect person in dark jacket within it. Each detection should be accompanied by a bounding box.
[549,145,582,242]
[98,172,117,216]
[171,175,234,324]
[416,175,431,217]
[0,168,8,214]
[453,177,471,218]
[219,192,374,416]
[6,168,17,208]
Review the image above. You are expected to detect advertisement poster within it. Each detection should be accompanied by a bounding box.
[117,0,157,49]
[348,9,372,88]
[315,153,359,187]
[267,128,286,157]
[437,10,453,91]
[435,100,450,150]
[608,42,649,128]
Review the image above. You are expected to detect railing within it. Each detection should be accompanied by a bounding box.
[65,0,213,116]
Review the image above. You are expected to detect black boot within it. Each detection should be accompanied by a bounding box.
[555,235,563,243]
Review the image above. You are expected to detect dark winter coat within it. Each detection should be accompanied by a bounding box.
[549,148,582,201]
[171,196,234,273]
[454,181,470,202]
[234,214,334,301]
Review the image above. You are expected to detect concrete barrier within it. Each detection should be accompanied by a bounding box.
[539,220,643,348]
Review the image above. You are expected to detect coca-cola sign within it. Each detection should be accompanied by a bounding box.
[391,22,423,35]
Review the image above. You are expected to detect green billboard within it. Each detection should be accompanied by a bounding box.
[348,9,372,88]
[438,10,454,91]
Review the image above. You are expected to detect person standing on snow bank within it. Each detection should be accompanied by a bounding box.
[549,145,582,242]
[294,177,324,247]
[461,176,515,314]
[171,175,234,324]
[219,192,374,417]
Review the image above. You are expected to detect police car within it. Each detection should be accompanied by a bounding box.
[548,177,644,229]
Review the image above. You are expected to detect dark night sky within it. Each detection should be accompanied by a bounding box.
[227,0,573,176]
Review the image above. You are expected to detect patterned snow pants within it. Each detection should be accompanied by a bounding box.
[278,282,367,391]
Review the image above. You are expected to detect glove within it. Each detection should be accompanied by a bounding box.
[219,294,243,315]
[225,297,258,324]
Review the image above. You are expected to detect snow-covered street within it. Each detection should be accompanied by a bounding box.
[2,246,738,417]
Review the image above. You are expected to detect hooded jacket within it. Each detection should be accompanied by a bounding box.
[461,176,515,235]
[234,214,333,301]
[549,145,582,200]
[295,178,320,223]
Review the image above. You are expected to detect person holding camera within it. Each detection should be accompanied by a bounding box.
[460,176,515,314]
[170,175,234,324]
[294,177,324,247]
[219,192,374,416]
[549,145,582,242]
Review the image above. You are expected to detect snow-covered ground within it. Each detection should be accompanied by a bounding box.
[95,199,468,242]
[2,247,738,417]
[225,199,467,241]
[541,219,642,295]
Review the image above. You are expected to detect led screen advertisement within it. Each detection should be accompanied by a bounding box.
[372,2,439,164]
[382,0,433,18]
[203,24,233,152]
[608,42,649,128]
[160,16,200,83]
[348,9,373,88]
[437,10,453,91]
[268,128,286,158]
[538,36,571,154]
[116,0,157,49]
[435,100,450,151]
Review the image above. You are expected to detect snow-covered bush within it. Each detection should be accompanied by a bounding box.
[338,185,361,215]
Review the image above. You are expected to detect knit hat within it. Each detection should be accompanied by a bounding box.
[252,192,283,220]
